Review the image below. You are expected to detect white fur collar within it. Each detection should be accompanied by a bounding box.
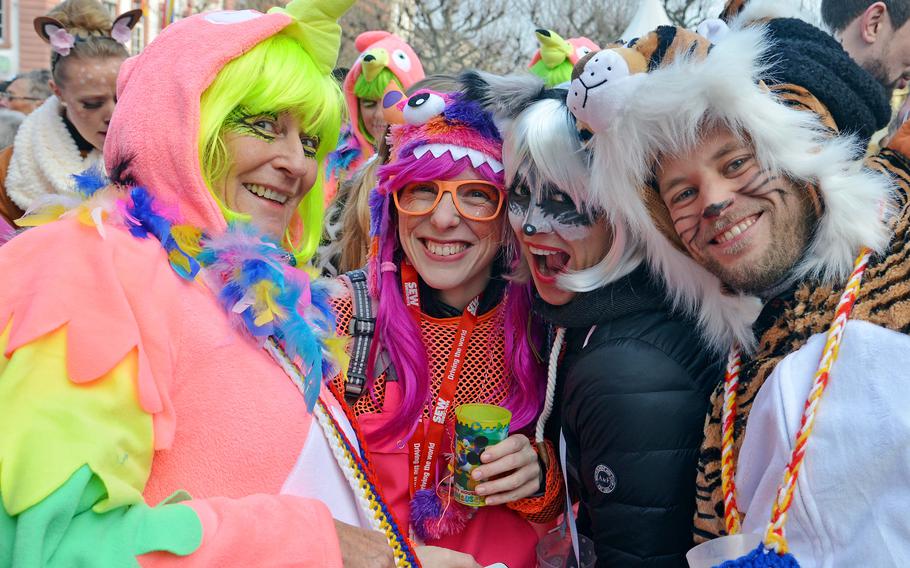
[6,96,102,211]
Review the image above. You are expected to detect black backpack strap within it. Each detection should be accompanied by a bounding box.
[344,269,374,404]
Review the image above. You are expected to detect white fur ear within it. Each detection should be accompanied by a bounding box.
[568,50,644,134]
[459,70,545,121]
[696,18,729,43]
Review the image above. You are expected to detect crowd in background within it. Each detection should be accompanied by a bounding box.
[3,1,910,568]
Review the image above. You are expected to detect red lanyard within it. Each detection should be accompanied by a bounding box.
[400,261,481,496]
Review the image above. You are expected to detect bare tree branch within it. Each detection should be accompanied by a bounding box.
[524,0,635,44]
[391,0,527,74]
[337,0,639,76]
[661,0,715,28]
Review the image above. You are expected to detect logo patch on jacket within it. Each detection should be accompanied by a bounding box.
[594,464,616,494]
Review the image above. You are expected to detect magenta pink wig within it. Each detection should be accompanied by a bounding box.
[366,145,545,440]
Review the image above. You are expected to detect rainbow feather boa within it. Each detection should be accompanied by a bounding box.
[326,124,364,179]
[23,170,343,412]
[125,185,341,411]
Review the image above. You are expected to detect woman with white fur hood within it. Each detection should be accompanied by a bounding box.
[461,69,722,567]
[568,9,910,567]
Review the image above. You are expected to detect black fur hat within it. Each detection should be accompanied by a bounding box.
[760,17,891,146]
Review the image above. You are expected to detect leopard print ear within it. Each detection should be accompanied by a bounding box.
[720,0,748,22]
[567,25,716,136]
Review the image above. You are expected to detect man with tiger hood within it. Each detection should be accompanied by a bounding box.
[568,10,910,568]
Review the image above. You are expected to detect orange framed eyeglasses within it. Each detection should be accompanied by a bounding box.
[392,179,504,222]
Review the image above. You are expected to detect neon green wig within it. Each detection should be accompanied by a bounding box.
[530,59,573,89]
[353,67,401,101]
[353,67,401,145]
[198,32,343,263]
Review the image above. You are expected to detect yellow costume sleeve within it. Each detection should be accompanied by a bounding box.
[0,321,153,516]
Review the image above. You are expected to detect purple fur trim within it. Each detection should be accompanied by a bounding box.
[443,94,501,143]
[368,187,385,238]
[410,489,472,541]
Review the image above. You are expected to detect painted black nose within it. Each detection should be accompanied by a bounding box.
[363,54,376,62]
[523,223,537,236]
[703,198,734,219]
[536,28,550,37]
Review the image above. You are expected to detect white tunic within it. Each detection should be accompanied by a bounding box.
[736,320,910,567]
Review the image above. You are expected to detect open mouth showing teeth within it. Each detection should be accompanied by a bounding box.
[710,214,760,245]
[244,183,288,205]
[423,239,470,257]
[529,245,570,276]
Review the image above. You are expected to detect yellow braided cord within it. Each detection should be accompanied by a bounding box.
[265,338,416,567]
[762,248,871,554]
[318,399,415,567]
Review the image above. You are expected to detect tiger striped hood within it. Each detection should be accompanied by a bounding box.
[567,25,896,354]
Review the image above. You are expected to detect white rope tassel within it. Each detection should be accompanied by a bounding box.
[535,327,565,444]
[313,402,385,533]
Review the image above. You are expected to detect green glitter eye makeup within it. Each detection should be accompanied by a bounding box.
[225,106,319,157]
[225,107,280,142]
[300,135,319,157]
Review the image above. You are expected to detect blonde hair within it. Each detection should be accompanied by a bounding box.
[336,154,380,272]
[45,0,128,86]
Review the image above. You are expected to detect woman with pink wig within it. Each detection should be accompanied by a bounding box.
[331,87,561,567]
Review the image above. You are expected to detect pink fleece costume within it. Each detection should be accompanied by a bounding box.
[324,31,424,201]
[0,3,392,566]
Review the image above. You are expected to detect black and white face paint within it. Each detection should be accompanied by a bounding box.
[507,174,600,241]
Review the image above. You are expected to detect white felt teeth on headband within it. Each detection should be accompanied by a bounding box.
[412,143,504,173]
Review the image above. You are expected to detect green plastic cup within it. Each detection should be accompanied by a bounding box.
[452,403,512,507]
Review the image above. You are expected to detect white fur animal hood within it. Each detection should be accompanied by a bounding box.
[567,25,896,354]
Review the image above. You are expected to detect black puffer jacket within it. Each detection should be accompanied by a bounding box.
[539,266,722,567]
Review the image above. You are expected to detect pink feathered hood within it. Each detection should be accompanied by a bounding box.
[105,10,290,234]
[342,31,425,154]
[105,0,352,234]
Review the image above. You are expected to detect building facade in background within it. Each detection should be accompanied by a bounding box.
[0,0,232,79]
